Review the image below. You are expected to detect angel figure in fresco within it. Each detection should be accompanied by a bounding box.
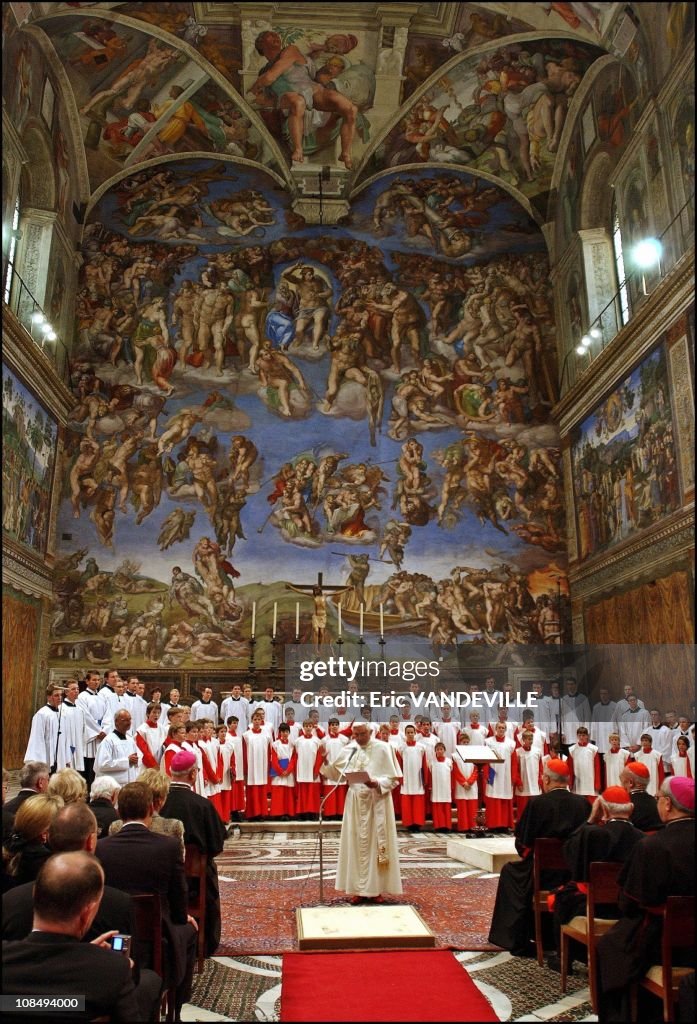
[248,30,360,167]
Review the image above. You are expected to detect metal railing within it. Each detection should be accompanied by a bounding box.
[3,268,70,383]
[559,198,694,395]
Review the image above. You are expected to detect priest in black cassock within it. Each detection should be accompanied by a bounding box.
[488,758,589,957]
[597,775,695,1022]
[159,749,226,957]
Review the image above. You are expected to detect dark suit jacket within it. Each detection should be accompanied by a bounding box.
[2,931,139,1023]
[2,880,134,945]
[3,791,38,818]
[96,825,187,924]
[96,824,190,983]
[89,797,119,839]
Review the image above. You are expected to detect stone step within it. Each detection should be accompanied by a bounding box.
[446,836,520,872]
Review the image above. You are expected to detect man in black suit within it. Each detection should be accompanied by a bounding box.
[97,781,197,1019]
[3,762,50,837]
[3,803,134,943]
[2,852,140,1023]
[621,762,663,831]
[488,758,590,957]
[160,749,226,956]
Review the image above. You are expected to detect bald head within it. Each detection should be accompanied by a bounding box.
[114,710,131,732]
[33,852,104,933]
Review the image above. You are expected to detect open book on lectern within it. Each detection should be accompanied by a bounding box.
[455,745,504,763]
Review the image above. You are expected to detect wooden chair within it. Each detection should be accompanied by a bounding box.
[632,896,695,1022]
[131,892,177,1023]
[533,838,567,966]
[560,860,622,1012]
[185,844,208,974]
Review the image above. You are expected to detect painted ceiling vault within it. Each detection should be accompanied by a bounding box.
[5,2,648,671]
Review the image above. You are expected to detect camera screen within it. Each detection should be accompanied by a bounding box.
[112,937,124,951]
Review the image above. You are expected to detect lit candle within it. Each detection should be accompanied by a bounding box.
[251,601,256,638]
[359,603,364,636]
[337,602,342,637]
[295,602,300,638]
[272,602,277,638]
[379,603,384,636]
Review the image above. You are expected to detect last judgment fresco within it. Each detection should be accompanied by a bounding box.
[50,159,570,670]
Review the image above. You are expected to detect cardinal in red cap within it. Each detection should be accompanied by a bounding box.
[619,760,662,831]
[488,746,590,957]
[596,775,694,1020]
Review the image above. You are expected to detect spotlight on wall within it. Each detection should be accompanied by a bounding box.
[41,321,53,335]
[631,237,662,269]
[32,311,46,325]
[580,334,592,349]
[575,343,587,356]
[589,327,602,340]
[46,329,57,341]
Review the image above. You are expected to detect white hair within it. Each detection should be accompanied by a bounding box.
[90,776,121,800]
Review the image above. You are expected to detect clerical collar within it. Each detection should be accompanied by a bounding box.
[64,701,76,707]
[114,730,128,740]
[105,685,115,693]
[200,700,211,705]
[46,704,59,713]
[629,708,640,713]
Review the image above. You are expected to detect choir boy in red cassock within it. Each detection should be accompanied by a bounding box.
[633,733,665,796]
[162,723,185,775]
[135,702,165,768]
[226,716,246,821]
[243,709,272,820]
[604,732,630,787]
[398,724,428,831]
[454,732,479,834]
[484,721,517,832]
[295,719,325,821]
[568,726,601,803]
[270,723,297,819]
[513,729,543,820]
[321,718,350,820]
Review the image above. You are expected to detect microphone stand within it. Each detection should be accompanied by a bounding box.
[318,746,358,905]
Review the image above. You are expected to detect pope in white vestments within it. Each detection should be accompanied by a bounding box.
[322,723,402,900]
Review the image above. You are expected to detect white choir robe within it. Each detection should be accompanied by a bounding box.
[569,742,599,796]
[633,748,663,796]
[135,721,166,768]
[398,742,427,795]
[227,733,244,784]
[94,731,140,785]
[61,702,86,771]
[417,733,438,765]
[100,695,130,735]
[252,700,282,735]
[645,725,672,769]
[76,689,108,758]
[397,717,415,734]
[181,740,205,795]
[321,739,402,897]
[433,720,459,757]
[24,705,73,770]
[270,740,296,789]
[323,735,349,785]
[387,730,403,750]
[219,735,235,792]
[123,693,147,733]
[614,697,646,716]
[286,723,302,743]
[671,729,693,757]
[604,747,630,786]
[100,686,121,718]
[671,752,692,778]
[243,728,272,785]
[430,757,454,803]
[200,738,222,798]
[515,747,543,796]
[191,700,219,726]
[484,737,516,799]
[617,710,652,749]
[515,725,547,756]
[488,721,516,742]
[294,735,324,783]
[462,723,489,746]
[220,696,250,732]
[561,694,592,742]
[534,696,558,735]
[454,760,478,803]
[590,700,618,754]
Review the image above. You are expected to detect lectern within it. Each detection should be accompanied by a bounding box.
[453,744,503,836]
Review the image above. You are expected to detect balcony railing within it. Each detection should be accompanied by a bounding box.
[3,268,70,384]
[560,197,694,395]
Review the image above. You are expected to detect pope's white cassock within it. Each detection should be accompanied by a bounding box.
[94,729,141,785]
[322,737,402,898]
[24,705,72,770]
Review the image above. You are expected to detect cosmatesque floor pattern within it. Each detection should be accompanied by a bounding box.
[184,830,598,1022]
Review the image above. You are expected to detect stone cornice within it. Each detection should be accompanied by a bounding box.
[3,307,75,425]
[2,539,54,600]
[569,504,695,600]
[553,249,695,435]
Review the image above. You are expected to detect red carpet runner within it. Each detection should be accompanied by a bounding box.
[280,950,499,1022]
